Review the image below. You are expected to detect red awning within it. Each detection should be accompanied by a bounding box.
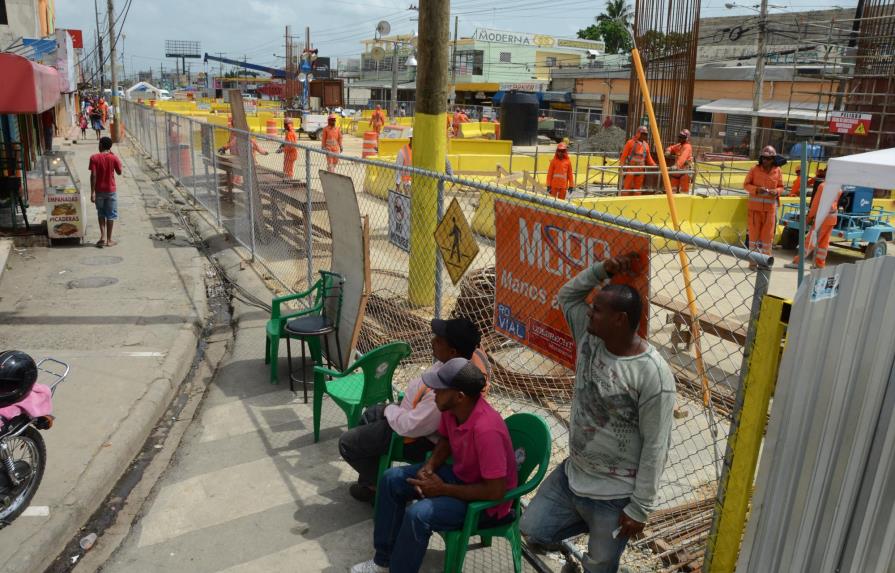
[0,53,62,114]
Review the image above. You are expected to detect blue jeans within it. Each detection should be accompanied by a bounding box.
[372,463,468,573]
[520,459,630,573]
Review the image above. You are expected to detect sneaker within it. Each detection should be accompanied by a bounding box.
[783,262,799,269]
[350,558,388,573]
[349,483,376,503]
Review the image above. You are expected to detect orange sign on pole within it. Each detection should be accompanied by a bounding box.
[493,200,650,369]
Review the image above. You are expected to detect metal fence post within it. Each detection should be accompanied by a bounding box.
[188,118,198,205]
[244,136,257,261]
[304,147,314,288]
[434,176,445,320]
[154,110,161,166]
[212,130,222,227]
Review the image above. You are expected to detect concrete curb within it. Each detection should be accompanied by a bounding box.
[0,238,11,284]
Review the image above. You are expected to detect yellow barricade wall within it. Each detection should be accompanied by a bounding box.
[376,138,513,158]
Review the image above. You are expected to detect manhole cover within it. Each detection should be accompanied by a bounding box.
[67,277,119,289]
[80,255,124,266]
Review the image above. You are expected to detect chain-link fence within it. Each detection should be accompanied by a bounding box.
[121,99,771,571]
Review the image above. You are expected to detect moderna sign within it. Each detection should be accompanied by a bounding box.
[493,200,650,369]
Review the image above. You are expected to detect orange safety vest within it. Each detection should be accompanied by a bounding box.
[625,139,650,166]
[399,144,412,183]
[809,183,840,226]
[744,165,784,214]
[322,126,342,151]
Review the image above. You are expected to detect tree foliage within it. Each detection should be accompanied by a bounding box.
[578,1,633,54]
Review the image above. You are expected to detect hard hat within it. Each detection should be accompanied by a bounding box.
[375,104,382,110]
[637,126,649,134]
[328,114,336,120]
[760,145,777,157]
[679,129,691,138]
[406,129,413,138]
[556,143,568,151]
[284,118,294,125]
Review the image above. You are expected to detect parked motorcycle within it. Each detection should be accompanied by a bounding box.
[0,351,69,527]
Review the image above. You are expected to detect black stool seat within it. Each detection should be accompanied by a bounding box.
[285,316,335,336]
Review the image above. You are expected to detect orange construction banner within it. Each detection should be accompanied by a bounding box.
[493,200,650,369]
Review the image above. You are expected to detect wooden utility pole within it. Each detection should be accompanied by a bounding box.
[408,0,449,306]
[107,0,120,141]
[749,0,768,158]
[94,0,104,91]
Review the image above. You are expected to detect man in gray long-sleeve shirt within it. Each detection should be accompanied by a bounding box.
[521,254,676,573]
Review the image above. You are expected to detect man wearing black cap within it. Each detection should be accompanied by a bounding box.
[339,318,490,503]
[351,357,515,573]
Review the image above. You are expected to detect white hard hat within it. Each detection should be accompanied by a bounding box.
[406,129,413,138]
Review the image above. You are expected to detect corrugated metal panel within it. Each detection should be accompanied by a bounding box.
[738,257,895,573]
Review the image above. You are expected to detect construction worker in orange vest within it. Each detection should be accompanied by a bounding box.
[219,117,269,191]
[546,142,574,200]
[370,104,386,134]
[743,145,785,268]
[395,133,412,193]
[321,114,343,172]
[452,108,469,137]
[276,118,299,178]
[788,166,819,197]
[667,129,694,194]
[620,126,657,195]
[785,182,842,269]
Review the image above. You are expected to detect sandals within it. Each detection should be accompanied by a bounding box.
[95,240,106,248]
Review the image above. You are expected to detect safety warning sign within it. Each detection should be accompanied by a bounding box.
[434,198,479,285]
[493,200,650,369]
[829,112,872,136]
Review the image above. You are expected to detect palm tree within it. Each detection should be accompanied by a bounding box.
[596,0,633,28]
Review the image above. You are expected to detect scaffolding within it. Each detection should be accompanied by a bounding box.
[780,1,895,160]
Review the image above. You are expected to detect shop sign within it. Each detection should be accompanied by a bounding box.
[556,38,603,50]
[499,82,546,92]
[473,28,555,48]
[47,187,86,240]
[493,200,650,369]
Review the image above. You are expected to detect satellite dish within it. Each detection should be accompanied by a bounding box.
[376,20,391,36]
[298,73,306,81]
[370,46,386,62]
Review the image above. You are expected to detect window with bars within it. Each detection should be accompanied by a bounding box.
[455,50,484,76]
[545,56,557,67]
[499,52,512,63]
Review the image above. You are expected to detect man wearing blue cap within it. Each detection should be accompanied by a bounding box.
[351,357,515,573]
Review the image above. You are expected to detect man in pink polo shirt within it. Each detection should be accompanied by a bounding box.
[351,358,516,573]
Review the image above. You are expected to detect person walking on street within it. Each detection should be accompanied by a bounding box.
[451,108,469,137]
[321,114,343,172]
[785,182,841,270]
[79,113,88,140]
[276,118,299,178]
[89,136,123,248]
[370,105,386,134]
[350,357,516,573]
[666,129,693,194]
[88,101,103,139]
[619,126,656,196]
[743,145,785,268]
[547,143,574,200]
[338,318,491,503]
[395,134,413,193]
[521,253,676,573]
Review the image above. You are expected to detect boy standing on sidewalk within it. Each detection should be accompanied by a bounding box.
[89,136,123,247]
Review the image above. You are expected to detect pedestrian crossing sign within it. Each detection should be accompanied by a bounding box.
[434,198,479,285]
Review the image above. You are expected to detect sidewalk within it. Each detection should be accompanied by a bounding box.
[97,153,544,573]
[0,136,208,572]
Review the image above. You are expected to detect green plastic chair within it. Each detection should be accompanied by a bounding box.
[264,271,340,390]
[437,412,552,573]
[312,341,411,443]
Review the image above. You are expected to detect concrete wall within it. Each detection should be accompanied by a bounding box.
[0,0,39,49]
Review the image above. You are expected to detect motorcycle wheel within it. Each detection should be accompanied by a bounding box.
[0,427,46,526]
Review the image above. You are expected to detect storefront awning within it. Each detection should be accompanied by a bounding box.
[0,53,61,114]
[696,98,830,121]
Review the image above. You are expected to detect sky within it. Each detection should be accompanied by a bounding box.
[55,0,855,78]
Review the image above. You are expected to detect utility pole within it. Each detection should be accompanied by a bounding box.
[94,0,105,91]
[390,42,399,117]
[408,0,449,306]
[449,15,458,108]
[749,0,768,158]
[107,0,120,141]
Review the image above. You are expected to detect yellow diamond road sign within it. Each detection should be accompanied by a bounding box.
[434,198,479,285]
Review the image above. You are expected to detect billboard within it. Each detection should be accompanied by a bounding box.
[493,200,650,369]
